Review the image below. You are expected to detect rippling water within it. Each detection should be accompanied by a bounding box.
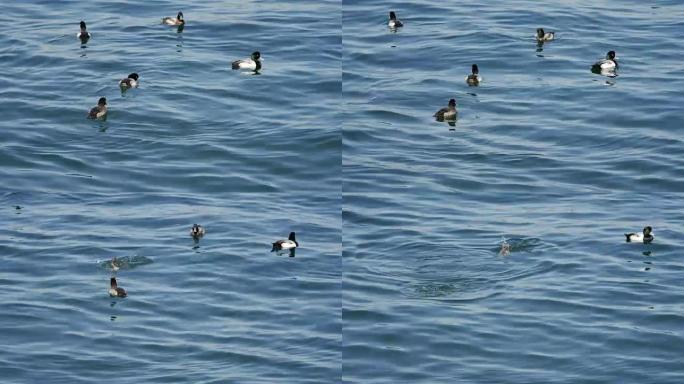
[1,1,340,195]
[1,0,340,382]
[4,0,684,382]
[343,0,684,382]
[3,193,340,383]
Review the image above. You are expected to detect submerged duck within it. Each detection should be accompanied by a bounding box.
[434,98,457,120]
[162,11,184,26]
[271,232,298,257]
[535,28,555,42]
[592,50,618,71]
[466,64,482,86]
[88,97,107,119]
[77,21,91,40]
[109,277,127,298]
[190,224,205,239]
[625,226,654,244]
[110,257,120,272]
[232,51,262,71]
[499,238,511,256]
[119,73,139,89]
[388,11,403,28]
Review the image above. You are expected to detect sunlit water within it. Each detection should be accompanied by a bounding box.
[343,0,684,382]
[4,0,684,383]
[1,0,340,382]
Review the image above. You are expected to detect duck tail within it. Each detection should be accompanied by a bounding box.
[624,233,632,242]
[271,243,278,252]
[231,61,240,70]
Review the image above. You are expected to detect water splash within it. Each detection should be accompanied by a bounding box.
[499,237,511,256]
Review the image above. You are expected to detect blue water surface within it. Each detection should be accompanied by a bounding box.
[4,0,684,383]
[343,0,684,383]
[1,0,341,382]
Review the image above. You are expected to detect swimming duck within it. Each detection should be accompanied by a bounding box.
[162,11,184,26]
[190,224,205,239]
[87,97,107,119]
[536,28,554,42]
[271,232,298,257]
[434,98,457,120]
[592,50,618,71]
[232,51,262,71]
[388,11,403,28]
[625,226,653,244]
[119,73,139,89]
[109,277,127,298]
[77,21,91,40]
[466,64,482,86]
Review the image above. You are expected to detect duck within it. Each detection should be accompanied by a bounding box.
[592,50,618,71]
[535,28,555,42]
[466,64,482,86]
[232,51,262,71]
[388,11,403,28]
[110,257,120,272]
[77,21,91,40]
[87,97,107,119]
[109,277,127,298]
[499,237,511,256]
[271,232,298,257]
[162,11,184,26]
[625,226,653,244]
[434,98,457,120]
[119,73,139,90]
[190,224,205,239]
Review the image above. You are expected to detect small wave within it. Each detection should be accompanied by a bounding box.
[97,255,154,271]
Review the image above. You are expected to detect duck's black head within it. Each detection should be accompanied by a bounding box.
[177,11,184,20]
[80,21,87,30]
[128,73,139,80]
[98,97,107,106]
[448,98,456,108]
[643,226,652,235]
[288,232,299,246]
[607,50,616,60]
[537,28,544,37]
[252,51,261,60]
[471,64,479,75]
[389,11,397,20]
[110,277,117,288]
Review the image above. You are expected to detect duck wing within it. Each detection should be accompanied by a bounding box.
[434,107,449,118]
[231,60,244,70]
[116,287,127,297]
[88,106,100,118]
[271,240,285,251]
